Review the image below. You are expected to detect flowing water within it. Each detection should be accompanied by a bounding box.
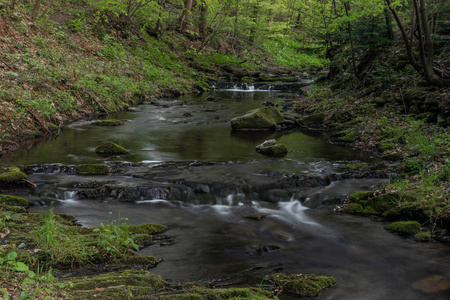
[2,86,450,299]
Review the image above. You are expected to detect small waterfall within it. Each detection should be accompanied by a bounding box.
[63,191,78,200]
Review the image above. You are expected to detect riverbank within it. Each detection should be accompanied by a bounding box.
[286,80,450,240]
[0,2,325,157]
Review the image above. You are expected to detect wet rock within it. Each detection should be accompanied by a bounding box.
[92,119,123,126]
[231,107,285,131]
[205,95,216,101]
[76,164,109,175]
[243,213,270,220]
[263,273,336,297]
[255,244,281,254]
[183,112,193,117]
[412,275,450,293]
[127,106,143,112]
[255,140,288,157]
[145,97,160,105]
[95,141,129,156]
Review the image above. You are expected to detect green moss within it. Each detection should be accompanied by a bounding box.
[231,107,285,130]
[376,141,396,151]
[118,255,159,266]
[133,234,153,243]
[0,167,27,185]
[95,141,129,155]
[77,164,109,175]
[92,119,124,126]
[264,273,336,297]
[414,231,431,242]
[342,203,364,214]
[126,223,168,235]
[0,194,30,207]
[335,129,356,142]
[0,204,27,213]
[340,163,370,171]
[70,270,167,291]
[347,192,399,215]
[374,97,389,107]
[382,152,403,161]
[47,123,60,132]
[256,143,288,157]
[161,288,273,300]
[385,221,421,235]
[300,113,325,125]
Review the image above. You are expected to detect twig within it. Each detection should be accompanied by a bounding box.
[399,88,407,114]
[28,108,51,133]
[0,58,14,70]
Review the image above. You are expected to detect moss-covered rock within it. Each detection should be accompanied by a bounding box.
[126,223,168,235]
[92,119,124,126]
[346,192,402,216]
[161,287,273,300]
[0,194,30,207]
[0,167,27,185]
[231,106,285,130]
[95,141,129,156]
[256,143,288,157]
[414,231,431,242]
[385,221,421,235]
[0,204,27,213]
[264,273,336,297]
[339,163,371,171]
[300,113,325,125]
[77,164,109,175]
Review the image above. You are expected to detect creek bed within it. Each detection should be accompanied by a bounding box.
[1,87,450,299]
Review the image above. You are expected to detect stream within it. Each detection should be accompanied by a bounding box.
[1,84,450,299]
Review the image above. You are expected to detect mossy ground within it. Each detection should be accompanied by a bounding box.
[385,221,422,235]
[264,273,336,297]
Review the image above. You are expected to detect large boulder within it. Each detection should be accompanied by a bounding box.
[231,107,285,130]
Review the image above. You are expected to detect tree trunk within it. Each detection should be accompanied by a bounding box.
[32,0,41,21]
[384,8,394,40]
[344,1,360,80]
[180,0,194,32]
[198,0,208,39]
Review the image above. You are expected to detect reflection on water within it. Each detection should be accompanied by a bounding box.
[4,89,450,299]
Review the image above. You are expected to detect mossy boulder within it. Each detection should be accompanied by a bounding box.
[299,113,326,125]
[0,167,27,185]
[92,119,123,126]
[77,164,109,175]
[231,107,285,130]
[264,273,336,297]
[385,221,421,235]
[95,141,129,156]
[256,143,288,157]
[0,194,30,207]
[161,287,273,299]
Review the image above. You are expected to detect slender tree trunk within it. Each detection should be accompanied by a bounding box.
[384,8,394,40]
[32,0,41,21]
[198,0,208,39]
[344,1,360,80]
[180,0,194,32]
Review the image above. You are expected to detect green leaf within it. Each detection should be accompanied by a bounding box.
[14,262,29,272]
[6,251,17,261]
